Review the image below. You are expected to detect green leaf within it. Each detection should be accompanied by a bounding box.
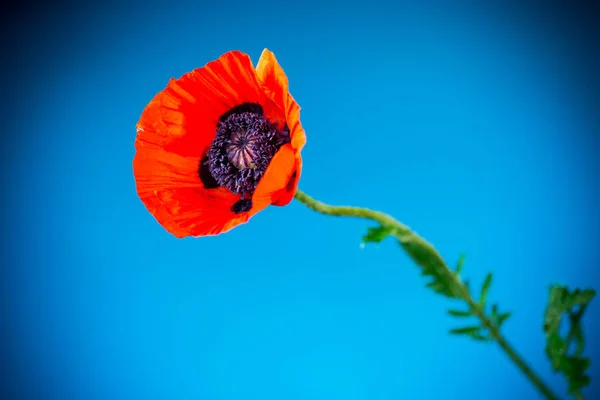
[449,326,480,335]
[491,304,498,318]
[398,235,463,299]
[449,326,489,342]
[546,331,564,370]
[426,281,448,293]
[469,332,490,342]
[543,285,596,398]
[497,312,511,327]
[569,289,596,308]
[362,225,394,244]
[544,287,567,333]
[462,279,470,293]
[571,322,585,357]
[447,309,472,317]
[568,371,590,394]
[455,253,466,276]
[479,273,493,306]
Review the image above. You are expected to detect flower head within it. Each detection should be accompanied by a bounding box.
[133,50,306,237]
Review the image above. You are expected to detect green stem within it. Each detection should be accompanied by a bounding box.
[294,189,561,400]
[466,295,560,400]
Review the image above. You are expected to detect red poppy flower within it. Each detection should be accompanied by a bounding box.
[133,49,306,237]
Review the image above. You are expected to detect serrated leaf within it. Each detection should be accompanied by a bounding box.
[447,309,472,317]
[543,285,595,397]
[398,235,462,299]
[479,272,493,306]
[362,225,394,244]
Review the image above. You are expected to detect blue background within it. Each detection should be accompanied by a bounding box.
[2,1,599,399]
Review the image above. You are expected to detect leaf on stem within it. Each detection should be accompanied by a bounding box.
[449,326,489,341]
[397,234,463,299]
[543,285,596,398]
[491,304,498,318]
[488,303,511,329]
[463,279,470,292]
[455,253,466,276]
[450,326,480,335]
[479,272,493,307]
[362,225,394,245]
[447,309,472,317]
[497,312,512,327]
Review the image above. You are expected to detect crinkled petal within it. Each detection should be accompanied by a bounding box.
[256,49,306,152]
[249,144,297,215]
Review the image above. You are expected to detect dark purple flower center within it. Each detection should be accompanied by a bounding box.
[198,103,290,213]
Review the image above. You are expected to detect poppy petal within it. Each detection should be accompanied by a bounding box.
[133,138,250,237]
[249,144,297,215]
[136,50,266,158]
[271,155,302,206]
[150,187,250,237]
[256,49,307,152]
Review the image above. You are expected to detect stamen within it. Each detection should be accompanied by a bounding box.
[231,199,253,214]
[198,156,219,189]
[201,102,290,201]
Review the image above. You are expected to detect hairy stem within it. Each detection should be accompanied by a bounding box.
[294,189,560,400]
